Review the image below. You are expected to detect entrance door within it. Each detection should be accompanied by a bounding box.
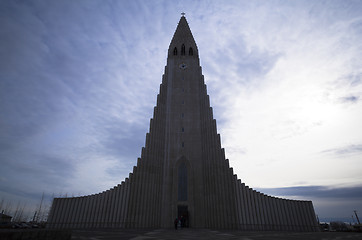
[177,205,189,228]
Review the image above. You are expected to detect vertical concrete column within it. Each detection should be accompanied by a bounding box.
[94,193,102,228]
[292,200,302,231]
[133,161,142,228]
[270,197,278,230]
[234,176,242,229]
[128,167,138,228]
[296,201,305,231]
[137,148,147,227]
[275,198,283,231]
[245,187,255,230]
[57,199,66,229]
[302,201,310,231]
[261,194,271,231]
[256,193,265,230]
[243,186,251,230]
[80,196,90,228]
[287,200,297,231]
[77,197,85,228]
[268,197,277,230]
[121,181,129,227]
[238,181,246,230]
[117,183,124,228]
[61,198,70,228]
[209,118,220,228]
[207,119,217,228]
[73,197,83,228]
[64,198,73,228]
[284,200,292,231]
[103,190,111,228]
[307,201,318,231]
[115,184,123,227]
[141,150,149,228]
[153,104,163,228]
[79,197,87,228]
[265,196,274,230]
[67,198,76,228]
[123,176,131,228]
[108,188,116,228]
[56,199,65,229]
[212,120,224,228]
[277,198,287,231]
[274,197,285,231]
[281,199,291,231]
[98,192,106,228]
[301,202,311,231]
[107,189,115,228]
[274,198,282,230]
[87,195,96,228]
[145,128,154,228]
[252,191,261,230]
[111,185,120,227]
[54,199,64,229]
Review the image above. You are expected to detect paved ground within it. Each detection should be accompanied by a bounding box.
[71,228,362,240]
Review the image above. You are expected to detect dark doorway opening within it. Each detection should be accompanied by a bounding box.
[177,205,189,228]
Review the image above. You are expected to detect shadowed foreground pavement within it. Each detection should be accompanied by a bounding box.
[71,228,362,240]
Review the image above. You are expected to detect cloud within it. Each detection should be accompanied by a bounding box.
[321,144,362,156]
[340,95,359,103]
[258,185,362,199]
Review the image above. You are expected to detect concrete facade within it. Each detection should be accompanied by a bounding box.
[47,16,319,231]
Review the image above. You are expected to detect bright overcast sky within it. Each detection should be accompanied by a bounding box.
[1,0,362,222]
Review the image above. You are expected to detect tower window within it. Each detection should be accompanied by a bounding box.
[178,162,187,201]
[182,142,184,147]
[181,113,184,118]
[189,47,193,56]
[182,127,184,132]
[181,44,185,55]
[173,47,177,55]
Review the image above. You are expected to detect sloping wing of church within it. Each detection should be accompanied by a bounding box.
[47,16,319,231]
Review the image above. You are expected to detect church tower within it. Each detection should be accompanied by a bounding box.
[47,16,319,231]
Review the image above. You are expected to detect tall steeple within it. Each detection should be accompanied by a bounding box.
[47,15,319,232]
[168,16,198,58]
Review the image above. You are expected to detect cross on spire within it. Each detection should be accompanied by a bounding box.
[181,12,185,16]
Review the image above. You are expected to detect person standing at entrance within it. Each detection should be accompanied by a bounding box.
[174,218,178,230]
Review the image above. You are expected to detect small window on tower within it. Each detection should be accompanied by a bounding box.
[181,113,184,118]
[181,44,185,55]
[189,47,193,56]
[182,142,184,147]
[182,127,184,132]
[173,47,177,55]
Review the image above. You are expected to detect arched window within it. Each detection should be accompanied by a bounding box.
[173,47,177,55]
[178,162,187,201]
[181,44,185,55]
[189,47,193,56]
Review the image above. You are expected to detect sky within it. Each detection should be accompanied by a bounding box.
[1,0,362,222]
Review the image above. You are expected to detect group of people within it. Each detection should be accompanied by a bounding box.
[174,215,188,230]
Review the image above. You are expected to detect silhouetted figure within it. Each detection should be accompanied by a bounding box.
[174,218,178,230]
[181,215,185,228]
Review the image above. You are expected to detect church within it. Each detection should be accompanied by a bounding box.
[47,15,319,231]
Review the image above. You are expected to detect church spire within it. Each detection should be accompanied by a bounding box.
[168,14,198,57]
